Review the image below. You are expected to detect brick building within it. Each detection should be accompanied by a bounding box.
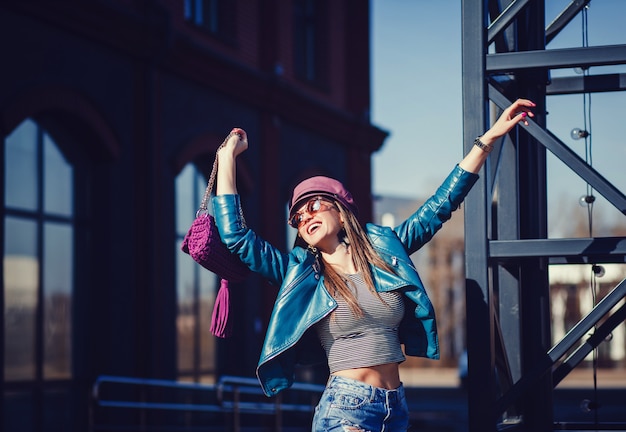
[1,2,387,430]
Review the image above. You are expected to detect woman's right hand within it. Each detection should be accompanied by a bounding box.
[219,127,248,160]
[216,128,247,195]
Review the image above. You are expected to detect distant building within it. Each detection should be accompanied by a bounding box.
[550,264,626,366]
[374,194,467,367]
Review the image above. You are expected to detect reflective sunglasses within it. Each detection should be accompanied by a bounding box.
[288,197,335,228]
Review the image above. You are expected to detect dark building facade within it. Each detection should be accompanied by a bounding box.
[1,2,387,430]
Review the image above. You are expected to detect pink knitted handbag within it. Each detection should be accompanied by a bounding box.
[181,131,250,337]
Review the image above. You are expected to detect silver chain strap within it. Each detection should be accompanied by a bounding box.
[197,130,241,217]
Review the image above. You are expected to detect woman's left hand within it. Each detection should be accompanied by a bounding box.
[480,98,536,145]
[458,98,536,173]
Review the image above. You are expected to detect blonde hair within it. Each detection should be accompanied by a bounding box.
[320,202,397,317]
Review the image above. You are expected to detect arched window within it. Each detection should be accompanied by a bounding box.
[175,163,219,383]
[3,118,74,426]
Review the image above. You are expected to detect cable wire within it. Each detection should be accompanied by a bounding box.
[580,6,600,429]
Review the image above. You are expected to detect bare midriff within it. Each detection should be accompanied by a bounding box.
[332,362,401,390]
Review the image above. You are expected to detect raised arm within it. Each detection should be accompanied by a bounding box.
[459,98,535,173]
[216,127,248,196]
[212,128,291,285]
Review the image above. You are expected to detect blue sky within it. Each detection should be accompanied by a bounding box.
[371,1,626,235]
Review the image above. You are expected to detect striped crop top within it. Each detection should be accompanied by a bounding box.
[315,273,406,373]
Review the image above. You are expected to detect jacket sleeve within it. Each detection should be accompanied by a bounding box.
[395,164,478,255]
[212,194,289,286]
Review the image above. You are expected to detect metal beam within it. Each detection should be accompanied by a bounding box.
[487,0,530,45]
[494,278,626,417]
[547,73,626,95]
[489,84,626,215]
[487,44,626,72]
[490,237,626,262]
[465,2,625,430]
[463,0,500,430]
[553,301,626,386]
[492,73,626,96]
[545,0,591,45]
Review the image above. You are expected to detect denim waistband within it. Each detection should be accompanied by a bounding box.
[327,375,405,403]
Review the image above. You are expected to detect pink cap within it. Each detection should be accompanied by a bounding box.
[289,176,358,217]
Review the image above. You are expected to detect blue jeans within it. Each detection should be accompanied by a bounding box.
[312,375,410,431]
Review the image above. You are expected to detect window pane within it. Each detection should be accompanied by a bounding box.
[176,162,218,381]
[199,268,217,374]
[294,0,317,81]
[176,164,200,235]
[43,133,73,217]
[43,222,73,379]
[190,0,218,31]
[5,119,38,211]
[176,249,196,373]
[184,0,192,20]
[184,0,234,39]
[194,0,204,26]
[204,0,220,33]
[4,217,38,381]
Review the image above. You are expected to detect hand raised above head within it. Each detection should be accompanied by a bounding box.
[230,127,248,143]
[458,98,536,174]
[216,127,248,195]
[482,98,536,144]
[219,127,249,159]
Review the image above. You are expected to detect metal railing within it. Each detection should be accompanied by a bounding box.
[91,374,324,432]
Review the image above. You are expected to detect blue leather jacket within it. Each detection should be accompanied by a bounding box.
[212,165,478,396]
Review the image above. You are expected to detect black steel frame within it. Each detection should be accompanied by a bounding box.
[461,1,626,431]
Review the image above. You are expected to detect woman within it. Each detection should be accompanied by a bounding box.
[213,99,535,431]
